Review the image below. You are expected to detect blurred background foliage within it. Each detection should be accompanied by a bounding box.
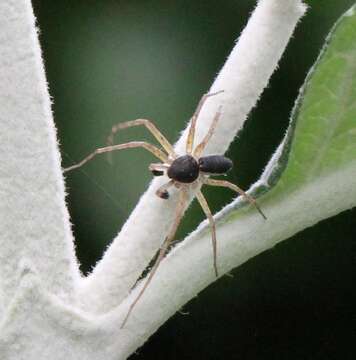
[32,1,355,359]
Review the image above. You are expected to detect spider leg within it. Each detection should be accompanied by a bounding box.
[186,90,224,154]
[155,180,174,199]
[193,106,222,158]
[107,119,176,158]
[203,178,267,220]
[196,190,218,277]
[63,141,168,173]
[120,188,188,328]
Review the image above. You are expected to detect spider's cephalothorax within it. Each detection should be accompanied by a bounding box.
[64,91,266,328]
[167,155,199,183]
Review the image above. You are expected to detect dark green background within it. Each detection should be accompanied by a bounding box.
[32,1,355,359]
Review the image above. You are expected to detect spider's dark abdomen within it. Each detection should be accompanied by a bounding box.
[167,155,199,183]
[198,155,233,174]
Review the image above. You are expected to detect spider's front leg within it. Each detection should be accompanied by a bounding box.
[107,119,176,158]
[63,142,169,173]
[196,190,219,277]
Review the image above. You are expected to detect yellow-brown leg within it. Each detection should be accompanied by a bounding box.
[196,190,219,277]
[107,119,176,158]
[186,91,224,154]
[63,141,168,173]
[203,178,267,220]
[120,188,188,328]
[193,106,222,158]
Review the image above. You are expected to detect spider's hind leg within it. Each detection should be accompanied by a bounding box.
[196,190,219,277]
[203,178,267,220]
[120,188,188,328]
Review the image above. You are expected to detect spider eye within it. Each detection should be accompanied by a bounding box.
[151,169,164,176]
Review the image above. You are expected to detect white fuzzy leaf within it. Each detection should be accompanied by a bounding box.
[0,0,80,318]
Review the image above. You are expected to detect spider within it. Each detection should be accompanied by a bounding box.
[64,91,266,327]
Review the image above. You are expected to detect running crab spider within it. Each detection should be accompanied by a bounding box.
[63,91,266,327]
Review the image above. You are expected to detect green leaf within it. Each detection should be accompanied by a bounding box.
[226,4,356,219]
